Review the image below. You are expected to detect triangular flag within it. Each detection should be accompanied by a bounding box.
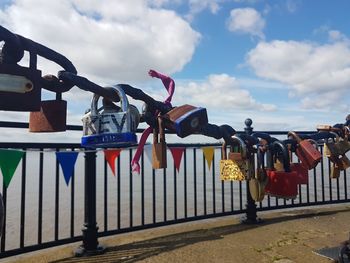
[0,149,24,188]
[144,144,153,165]
[56,151,79,186]
[202,146,215,170]
[104,149,122,176]
[169,147,185,173]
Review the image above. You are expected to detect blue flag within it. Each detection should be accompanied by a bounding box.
[56,151,79,186]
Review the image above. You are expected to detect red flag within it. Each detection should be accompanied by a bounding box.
[169,147,185,173]
[104,149,122,176]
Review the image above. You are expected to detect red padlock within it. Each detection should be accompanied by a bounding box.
[288,131,322,170]
[290,162,308,185]
[265,141,298,199]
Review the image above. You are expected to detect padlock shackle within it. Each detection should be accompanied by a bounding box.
[153,116,165,144]
[230,135,247,159]
[270,140,291,172]
[91,85,128,116]
[287,131,302,143]
[257,147,265,169]
[222,135,247,159]
[327,131,340,143]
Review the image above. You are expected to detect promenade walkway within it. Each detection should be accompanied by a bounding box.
[4,204,350,263]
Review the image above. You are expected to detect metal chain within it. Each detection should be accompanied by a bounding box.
[0,25,77,93]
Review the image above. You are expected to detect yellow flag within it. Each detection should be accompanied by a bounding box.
[202,147,215,170]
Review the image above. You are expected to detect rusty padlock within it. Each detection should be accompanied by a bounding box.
[29,92,67,132]
[152,117,167,169]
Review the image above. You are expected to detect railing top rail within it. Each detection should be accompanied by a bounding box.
[0,121,315,135]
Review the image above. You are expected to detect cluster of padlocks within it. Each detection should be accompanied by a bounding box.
[1,25,350,203]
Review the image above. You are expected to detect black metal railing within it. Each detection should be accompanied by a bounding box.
[0,121,349,259]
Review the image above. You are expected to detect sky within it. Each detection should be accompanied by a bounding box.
[0,0,350,143]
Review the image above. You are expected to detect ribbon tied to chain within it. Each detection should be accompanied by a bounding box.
[131,69,175,174]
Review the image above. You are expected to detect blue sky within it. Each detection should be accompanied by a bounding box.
[0,0,349,143]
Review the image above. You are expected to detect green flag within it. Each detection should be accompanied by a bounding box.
[0,149,24,188]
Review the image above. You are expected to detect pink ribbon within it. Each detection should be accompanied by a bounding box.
[131,69,175,174]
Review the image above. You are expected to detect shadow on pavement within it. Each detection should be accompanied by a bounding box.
[53,207,350,263]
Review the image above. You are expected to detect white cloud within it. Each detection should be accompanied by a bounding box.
[185,0,222,21]
[328,30,348,42]
[0,0,200,83]
[172,73,276,111]
[227,8,265,39]
[300,91,343,110]
[246,37,350,110]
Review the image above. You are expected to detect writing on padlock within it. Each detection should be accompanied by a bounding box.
[81,86,139,148]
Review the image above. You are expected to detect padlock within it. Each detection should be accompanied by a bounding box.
[152,117,167,169]
[285,139,308,185]
[337,128,350,155]
[220,135,248,181]
[81,85,139,148]
[331,154,350,171]
[325,132,342,158]
[290,163,308,185]
[265,141,298,199]
[249,146,268,202]
[340,155,350,170]
[273,158,284,172]
[288,131,322,170]
[29,93,67,132]
[330,162,341,179]
[162,104,208,138]
[0,57,41,111]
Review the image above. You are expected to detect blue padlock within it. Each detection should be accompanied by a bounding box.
[81,85,139,148]
[162,104,208,138]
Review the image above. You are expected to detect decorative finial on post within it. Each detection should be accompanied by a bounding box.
[244,118,253,135]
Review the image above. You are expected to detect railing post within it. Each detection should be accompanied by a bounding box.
[75,150,105,256]
[241,118,261,224]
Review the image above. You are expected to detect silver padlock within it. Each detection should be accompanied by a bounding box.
[81,85,139,148]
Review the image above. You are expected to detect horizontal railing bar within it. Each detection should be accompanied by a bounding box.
[0,121,315,136]
[0,236,82,259]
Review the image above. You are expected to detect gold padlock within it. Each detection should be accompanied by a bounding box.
[152,117,167,169]
[220,136,248,181]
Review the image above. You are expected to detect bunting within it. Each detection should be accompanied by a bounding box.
[169,147,185,173]
[202,146,215,170]
[56,151,79,185]
[104,149,122,176]
[0,149,24,188]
